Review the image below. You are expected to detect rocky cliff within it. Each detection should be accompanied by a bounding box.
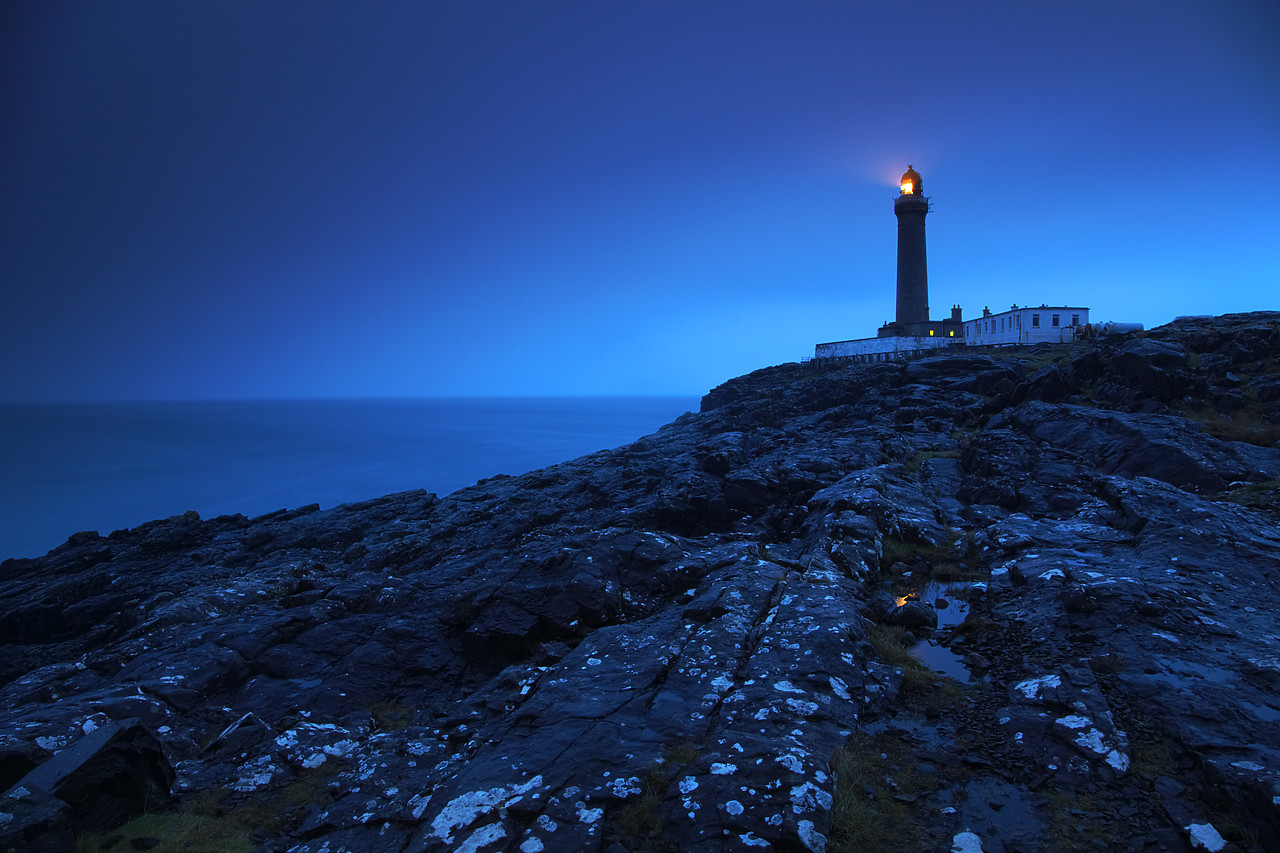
[2,312,1279,853]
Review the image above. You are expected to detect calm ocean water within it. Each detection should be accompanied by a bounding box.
[0,397,697,561]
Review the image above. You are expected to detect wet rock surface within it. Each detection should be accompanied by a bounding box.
[2,311,1279,852]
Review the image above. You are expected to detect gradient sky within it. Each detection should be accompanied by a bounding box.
[2,1,1277,400]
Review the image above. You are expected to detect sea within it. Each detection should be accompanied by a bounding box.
[0,396,697,561]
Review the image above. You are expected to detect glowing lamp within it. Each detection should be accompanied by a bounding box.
[899,165,922,195]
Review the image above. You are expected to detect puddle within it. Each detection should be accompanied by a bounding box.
[913,641,972,683]
[900,581,975,683]
[951,777,1046,848]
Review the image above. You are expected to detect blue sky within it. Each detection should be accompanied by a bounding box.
[2,0,1276,400]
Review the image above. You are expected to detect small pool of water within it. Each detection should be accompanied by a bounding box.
[901,581,976,683]
[912,641,973,683]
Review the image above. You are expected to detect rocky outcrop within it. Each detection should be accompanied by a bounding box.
[1,312,1279,852]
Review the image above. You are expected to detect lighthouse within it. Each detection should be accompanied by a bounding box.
[894,165,930,332]
[815,166,1101,362]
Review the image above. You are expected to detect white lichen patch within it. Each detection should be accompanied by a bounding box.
[774,680,805,694]
[1186,822,1226,851]
[678,776,698,795]
[1013,674,1060,700]
[797,818,825,852]
[828,676,851,700]
[230,755,277,792]
[408,794,431,819]
[1054,716,1128,771]
[575,802,603,824]
[456,823,506,853]
[430,775,543,843]
[301,752,328,769]
[607,776,641,798]
[789,781,833,814]
[725,800,744,816]
[739,832,769,847]
[710,763,737,775]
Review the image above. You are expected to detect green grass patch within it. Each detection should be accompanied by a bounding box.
[827,730,941,853]
[880,535,954,570]
[77,789,251,853]
[368,700,414,732]
[905,448,960,474]
[1128,736,1177,780]
[79,760,350,852]
[1186,402,1280,448]
[866,624,965,704]
[1217,478,1280,515]
[1043,789,1108,853]
[879,532,977,582]
[614,740,701,850]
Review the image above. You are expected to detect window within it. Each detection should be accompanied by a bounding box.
[1032,314,1040,328]
[948,330,954,337]
[929,329,935,336]
[1052,314,1060,327]
[1072,314,1080,326]
[1000,318,1004,331]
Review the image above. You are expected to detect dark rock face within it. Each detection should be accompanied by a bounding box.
[1,312,1279,852]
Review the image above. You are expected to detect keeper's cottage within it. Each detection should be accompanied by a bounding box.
[814,166,1092,362]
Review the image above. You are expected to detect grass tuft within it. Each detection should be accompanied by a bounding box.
[827,731,939,853]
[1186,405,1280,448]
[77,789,251,853]
[614,740,701,849]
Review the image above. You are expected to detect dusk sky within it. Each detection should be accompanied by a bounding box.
[2,1,1277,401]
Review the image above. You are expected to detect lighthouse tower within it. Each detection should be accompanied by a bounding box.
[894,165,930,333]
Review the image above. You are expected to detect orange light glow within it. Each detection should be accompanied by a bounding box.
[900,181,914,194]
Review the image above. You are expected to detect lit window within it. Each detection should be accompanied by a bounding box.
[949,330,954,337]
[929,329,935,336]
[901,180,914,194]
[1052,314,1060,327]
[1032,314,1040,328]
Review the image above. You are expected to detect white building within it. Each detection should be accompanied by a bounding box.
[813,334,957,362]
[964,305,1089,346]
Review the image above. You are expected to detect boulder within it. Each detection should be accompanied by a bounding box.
[0,720,172,848]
